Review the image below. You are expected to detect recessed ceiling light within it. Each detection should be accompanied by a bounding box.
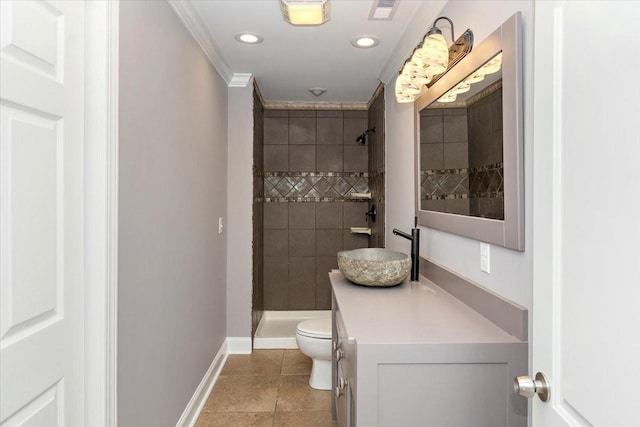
[235,33,263,44]
[352,36,379,49]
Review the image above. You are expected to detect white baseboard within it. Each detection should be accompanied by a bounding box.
[175,342,228,427]
[226,337,252,354]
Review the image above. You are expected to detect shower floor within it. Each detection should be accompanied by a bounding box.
[253,310,331,349]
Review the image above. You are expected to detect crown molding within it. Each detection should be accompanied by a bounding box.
[229,73,253,87]
[262,102,368,110]
[168,0,234,85]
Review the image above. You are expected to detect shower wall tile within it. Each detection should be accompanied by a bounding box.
[289,110,316,117]
[289,202,315,229]
[343,230,369,251]
[444,142,469,169]
[315,280,332,312]
[264,202,288,229]
[371,199,385,249]
[264,117,288,145]
[264,256,288,309]
[343,117,368,145]
[289,258,316,309]
[264,109,288,117]
[289,145,316,171]
[344,110,367,118]
[317,110,343,118]
[264,145,288,171]
[317,117,343,145]
[421,143,444,170]
[316,202,342,230]
[316,202,343,229]
[344,145,368,172]
[264,229,289,257]
[343,202,368,228]
[443,114,468,142]
[316,256,338,284]
[317,145,343,171]
[421,114,444,144]
[289,117,316,145]
[316,229,343,256]
[289,230,316,256]
[422,199,445,212]
[445,198,471,216]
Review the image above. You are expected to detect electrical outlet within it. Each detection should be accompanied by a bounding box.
[218,217,224,234]
[480,242,491,273]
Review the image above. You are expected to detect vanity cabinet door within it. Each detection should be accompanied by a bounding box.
[333,297,354,427]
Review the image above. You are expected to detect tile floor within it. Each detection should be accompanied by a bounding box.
[195,349,336,426]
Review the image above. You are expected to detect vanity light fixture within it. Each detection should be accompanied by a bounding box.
[436,52,502,103]
[395,16,473,103]
[352,36,380,49]
[280,0,330,26]
[235,33,263,44]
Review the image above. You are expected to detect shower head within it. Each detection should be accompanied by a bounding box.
[355,127,376,144]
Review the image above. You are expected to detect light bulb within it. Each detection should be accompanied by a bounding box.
[451,82,471,95]
[464,71,485,84]
[437,92,457,103]
[481,52,503,75]
[420,33,449,75]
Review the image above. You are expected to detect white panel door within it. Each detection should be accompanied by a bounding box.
[532,1,640,426]
[0,1,85,425]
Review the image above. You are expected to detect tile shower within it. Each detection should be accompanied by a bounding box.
[419,81,504,219]
[262,109,370,311]
[252,87,385,319]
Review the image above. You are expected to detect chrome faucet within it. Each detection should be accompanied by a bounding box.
[392,217,420,281]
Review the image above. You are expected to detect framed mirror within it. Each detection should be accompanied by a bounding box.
[415,12,524,251]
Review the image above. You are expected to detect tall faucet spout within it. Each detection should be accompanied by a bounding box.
[393,228,412,240]
[392,225,420,282]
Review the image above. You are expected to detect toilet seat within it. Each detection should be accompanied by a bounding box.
[296,317,331,339]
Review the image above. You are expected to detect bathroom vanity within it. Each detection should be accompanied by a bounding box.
[330,267,527,427]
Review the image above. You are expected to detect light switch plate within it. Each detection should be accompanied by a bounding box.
[480,242,491,273]
[218,217,224,234]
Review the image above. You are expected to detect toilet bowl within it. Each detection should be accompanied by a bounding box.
[295,317,332,390]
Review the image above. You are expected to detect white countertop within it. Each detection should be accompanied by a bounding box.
[330,270,521,345]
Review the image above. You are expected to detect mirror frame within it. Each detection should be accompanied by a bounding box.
[414,12,524,251]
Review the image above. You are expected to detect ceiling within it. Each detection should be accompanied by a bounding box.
[172,0,446,105]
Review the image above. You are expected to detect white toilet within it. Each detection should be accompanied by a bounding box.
[295,317,332,390]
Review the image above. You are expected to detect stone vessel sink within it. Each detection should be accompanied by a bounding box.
[337,248,411,287]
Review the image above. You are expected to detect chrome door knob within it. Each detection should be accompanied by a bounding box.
[514,372,550,402]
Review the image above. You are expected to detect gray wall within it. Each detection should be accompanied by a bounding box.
[226,84,255,338]
[118,1,228,425]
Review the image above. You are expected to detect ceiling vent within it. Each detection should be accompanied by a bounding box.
[368,0,398,21]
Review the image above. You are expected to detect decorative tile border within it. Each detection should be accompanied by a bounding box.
[420,171,469,200]
[260,172,369,202]
[420,162,504,201]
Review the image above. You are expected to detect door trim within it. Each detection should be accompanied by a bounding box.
[84,1,119,426]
